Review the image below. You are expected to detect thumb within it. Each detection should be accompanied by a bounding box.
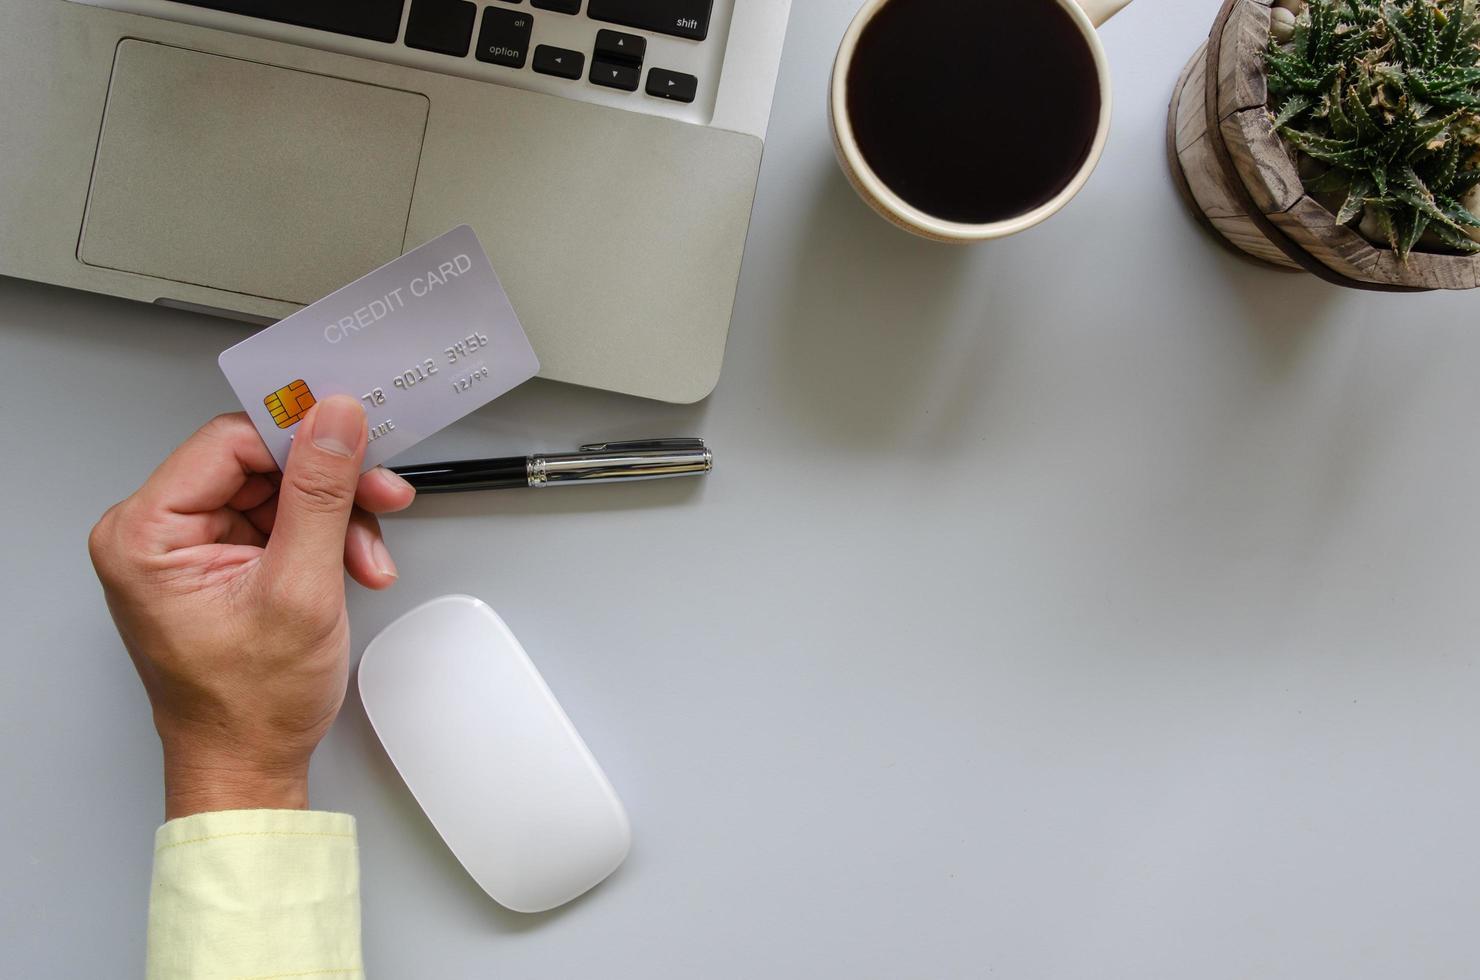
[262,395,367,584]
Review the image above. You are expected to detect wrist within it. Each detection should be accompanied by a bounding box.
[161,745,311,820]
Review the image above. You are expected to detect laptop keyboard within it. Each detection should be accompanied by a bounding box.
[165,0,710,103]
[160,1,406,43]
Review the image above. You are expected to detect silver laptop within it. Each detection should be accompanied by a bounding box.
[0,0,791,403]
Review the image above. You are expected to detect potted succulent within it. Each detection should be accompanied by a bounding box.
[1168,0,1480,290]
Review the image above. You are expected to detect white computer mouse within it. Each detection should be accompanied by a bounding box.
[358,595,631,913]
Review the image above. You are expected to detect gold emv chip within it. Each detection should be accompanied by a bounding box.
[264,379,316,429]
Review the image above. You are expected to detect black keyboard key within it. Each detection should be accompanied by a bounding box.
[532,0,581,11]
[594,28,645,66]
[164,0,405,43]
[590,61,640,91]
[406,0,476,56]
[475,7,534,68]
[533,45,585,79]
[587,0,713,41]
[646,68,697,103]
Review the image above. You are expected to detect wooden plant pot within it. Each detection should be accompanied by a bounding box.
[1168,0,1480,291]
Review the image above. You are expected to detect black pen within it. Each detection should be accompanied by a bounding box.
[390,439,713,493]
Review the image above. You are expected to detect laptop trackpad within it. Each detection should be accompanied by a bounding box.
[80,40,428,305]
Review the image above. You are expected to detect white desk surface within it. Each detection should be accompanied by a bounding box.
[6,2,1480,977]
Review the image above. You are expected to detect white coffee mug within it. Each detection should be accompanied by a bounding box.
[829,0,1134,243]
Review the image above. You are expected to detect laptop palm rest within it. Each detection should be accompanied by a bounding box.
[1,0,767,403]
[79,39,428,305]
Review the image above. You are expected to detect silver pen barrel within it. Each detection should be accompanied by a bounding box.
[528,439,713,487]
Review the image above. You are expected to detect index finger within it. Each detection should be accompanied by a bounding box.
[133,413,279,516]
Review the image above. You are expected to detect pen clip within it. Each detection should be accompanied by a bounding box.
[578,438,706,453]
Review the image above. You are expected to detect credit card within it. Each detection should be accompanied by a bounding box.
[219,225,539,471]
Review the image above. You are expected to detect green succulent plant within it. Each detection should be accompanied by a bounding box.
[1266,0,1480,258]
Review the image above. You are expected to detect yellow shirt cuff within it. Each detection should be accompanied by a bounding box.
[147,809,363,980]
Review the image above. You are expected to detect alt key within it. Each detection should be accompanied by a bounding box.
[475,7,533,68]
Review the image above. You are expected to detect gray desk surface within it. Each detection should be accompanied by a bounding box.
[6,2,1480,977]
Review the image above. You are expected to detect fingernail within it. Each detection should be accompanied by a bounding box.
[311,396,364,457]
[372,537,398,579]
[376,466,414,494]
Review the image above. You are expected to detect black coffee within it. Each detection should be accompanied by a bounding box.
[846,0,1102,225]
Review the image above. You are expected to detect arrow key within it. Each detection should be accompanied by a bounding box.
[590,58,640,91]
[533,44,584,79]
[594,29,646,67]
[646,68,697,103]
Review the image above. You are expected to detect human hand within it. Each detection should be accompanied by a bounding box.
[88,398,415,819]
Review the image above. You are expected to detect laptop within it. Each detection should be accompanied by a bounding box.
[0,0,791,403]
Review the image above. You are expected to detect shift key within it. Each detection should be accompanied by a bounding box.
[587,0,714,41]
